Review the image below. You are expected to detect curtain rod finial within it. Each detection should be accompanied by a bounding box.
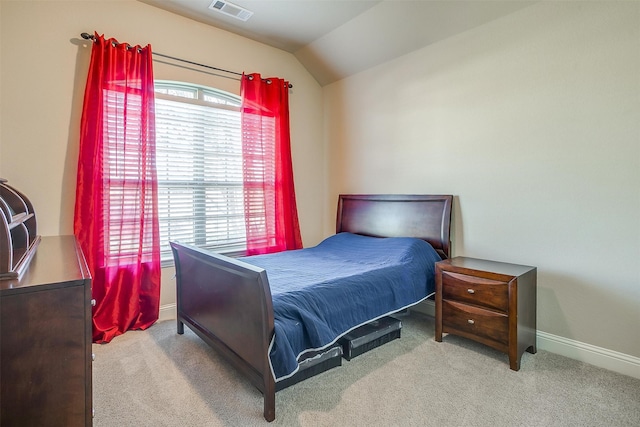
[81,32,94,40]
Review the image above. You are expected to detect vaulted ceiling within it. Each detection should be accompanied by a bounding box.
[140,0,536,86]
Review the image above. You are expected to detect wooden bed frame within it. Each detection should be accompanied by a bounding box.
[170,194,453,421]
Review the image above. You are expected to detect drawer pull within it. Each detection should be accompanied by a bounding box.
[467,319,475,325]
[467,289,475,294]
[92,353,96,361]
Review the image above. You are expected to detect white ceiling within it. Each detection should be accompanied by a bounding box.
[140,0,536,86]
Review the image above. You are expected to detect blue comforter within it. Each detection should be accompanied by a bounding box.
[240,232,441,381]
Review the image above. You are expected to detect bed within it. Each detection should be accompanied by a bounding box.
[170,194,453,421]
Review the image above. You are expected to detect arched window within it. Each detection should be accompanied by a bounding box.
[154,81,245,260]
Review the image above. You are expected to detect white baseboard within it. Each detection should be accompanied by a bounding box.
[158,303,177,322]
[537,331,640,379]
[413,300,640,379]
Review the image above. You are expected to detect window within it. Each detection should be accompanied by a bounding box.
[154,81,245,261]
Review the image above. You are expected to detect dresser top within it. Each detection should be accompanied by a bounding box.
[0,235,90,294]
[438,256,536,278]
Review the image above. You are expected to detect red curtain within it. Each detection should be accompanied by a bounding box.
[74,33,161,343]
[241,73,302,255]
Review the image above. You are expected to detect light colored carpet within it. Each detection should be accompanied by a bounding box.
[92,312,640,426]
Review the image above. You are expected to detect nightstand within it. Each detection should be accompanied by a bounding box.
[435,257,537,371]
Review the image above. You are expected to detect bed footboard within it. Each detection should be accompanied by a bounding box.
[170,242,276,421]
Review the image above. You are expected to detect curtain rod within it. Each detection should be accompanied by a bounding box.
[80,33,293,88]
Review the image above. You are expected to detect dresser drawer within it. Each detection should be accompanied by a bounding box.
[442,300,508,346]
[441,271,508,312]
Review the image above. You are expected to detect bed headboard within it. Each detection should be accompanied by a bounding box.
[336,194,453,259]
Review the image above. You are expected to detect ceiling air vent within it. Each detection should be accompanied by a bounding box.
[208,0,253,22]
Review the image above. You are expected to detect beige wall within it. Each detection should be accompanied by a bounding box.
[0,1,325,308]
[324,1,640,358]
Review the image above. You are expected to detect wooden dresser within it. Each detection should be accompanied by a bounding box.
[0,235,93,426]
[435,257,537,371]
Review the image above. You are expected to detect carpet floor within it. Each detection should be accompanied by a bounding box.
[92,312,640,426]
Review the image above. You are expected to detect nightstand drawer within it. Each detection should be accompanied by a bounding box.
[442,300,508,346]
[441,271,508,312]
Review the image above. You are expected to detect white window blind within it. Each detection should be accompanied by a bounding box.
[241,112,277,248]
[103,86,157,265]
[154,82,246,261]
